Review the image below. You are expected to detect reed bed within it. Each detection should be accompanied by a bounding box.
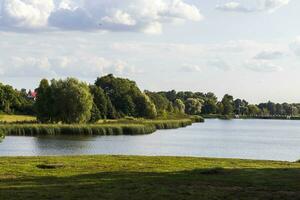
[0,124,156,136]
[0,117,203,137]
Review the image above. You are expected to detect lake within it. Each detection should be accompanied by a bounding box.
[1,119,300,161]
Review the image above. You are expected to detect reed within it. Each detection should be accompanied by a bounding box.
[0,124,156,136]
[0,117,202,137]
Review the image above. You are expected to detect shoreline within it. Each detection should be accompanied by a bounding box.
[0,116,204,137]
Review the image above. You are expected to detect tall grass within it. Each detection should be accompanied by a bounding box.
[0,124,156,136]
[0,117,202,137]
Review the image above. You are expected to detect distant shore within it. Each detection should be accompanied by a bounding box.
[203,114,300,120]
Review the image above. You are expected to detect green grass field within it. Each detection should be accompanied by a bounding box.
[0,114,36,123]
[0,155,299,200]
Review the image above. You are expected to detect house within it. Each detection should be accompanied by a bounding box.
[27,90,37,101]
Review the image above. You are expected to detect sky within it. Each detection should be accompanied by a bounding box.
[0,0,300,103]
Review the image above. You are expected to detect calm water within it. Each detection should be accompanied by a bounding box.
[1,119,300,161]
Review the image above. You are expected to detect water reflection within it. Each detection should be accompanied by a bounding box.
[1,119,300,161]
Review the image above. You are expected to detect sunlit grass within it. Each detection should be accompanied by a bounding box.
[0,114,36,123]
[0,155,299,200]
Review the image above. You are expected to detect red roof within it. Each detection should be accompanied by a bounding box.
[29,91,37,98]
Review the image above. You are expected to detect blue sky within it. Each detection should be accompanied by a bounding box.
[0,0,300,103]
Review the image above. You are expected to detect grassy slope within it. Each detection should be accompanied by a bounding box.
[0,155,300,200]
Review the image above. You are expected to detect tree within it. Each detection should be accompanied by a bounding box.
[145,91,171,116]
[95,74,156,118]
[185,98,202,115]
[0,83,32,114]
[135,93,157,119]
[234,99,248,115]
[90,102,101,123]
[35,79,52,123]
[36,78,93,124]
[247,105,260,116]
[202,99,217,114]
[89,85,116,119]
[174,99,185,114]
[221,94,234,115]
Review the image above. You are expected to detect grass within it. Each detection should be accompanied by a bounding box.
[0,114,36,123]
[0,155,299,200]
[0,124,157,136]
[0,117,202,136]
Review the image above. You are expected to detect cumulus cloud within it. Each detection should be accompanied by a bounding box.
[179,64,202,72]
[216,0,290,13]
[1,0,55,29]
[290,36,300,56]
[207,58,231,71]
[0,55,137,77]
[245,60,282,72]
[254,50,284,60]
[0,0,203,34]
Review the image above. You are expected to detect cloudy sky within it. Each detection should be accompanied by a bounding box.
[0,0,299,103]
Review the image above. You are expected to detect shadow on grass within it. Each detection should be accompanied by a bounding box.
[1,168,300,200]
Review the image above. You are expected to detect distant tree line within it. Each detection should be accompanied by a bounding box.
[1,74,300,123]
[0,83,34,115]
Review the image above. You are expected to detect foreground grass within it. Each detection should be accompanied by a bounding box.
[0,155,299,200]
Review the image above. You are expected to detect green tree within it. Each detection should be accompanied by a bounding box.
[135,93,157,119]
[95,74,156,118]
[89,85,116,119]
[35,79,52,123]
[174,99,185,114]
[36,78,93,124]
[185,98,202,115]
[247,105,261,116]
[221,94,234,116]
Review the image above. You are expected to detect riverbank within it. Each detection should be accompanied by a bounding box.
[0,116,203,137]
[203,114,300,120]
[0,155,299,200]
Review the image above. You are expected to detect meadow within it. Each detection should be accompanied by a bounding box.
[0,155,299,200]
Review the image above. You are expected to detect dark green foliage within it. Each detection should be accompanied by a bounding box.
[234,99,248,115]
[0,83,34,115]
[135,94,157,119]
[174,99,185,114]
[95,74,157,119]
[90,103,102,123]
[202,99,217,114]
[146,91,171,117]
[35,78,93,124]
[185,98,202,115]
[89,85,117,120]
[221,94,234,116]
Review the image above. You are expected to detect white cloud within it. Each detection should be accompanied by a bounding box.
[0,0,203,34]
[245,60,283,72]
[216,2,253,12]
[290,36,300,56]
[207,58,231,71]
[1,0,55,28]
[216,0,290,13]
[0,55,137,77]
[179,64,202,72]
[254,50,284,60]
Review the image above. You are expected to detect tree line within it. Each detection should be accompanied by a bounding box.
[0,74,300,123]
